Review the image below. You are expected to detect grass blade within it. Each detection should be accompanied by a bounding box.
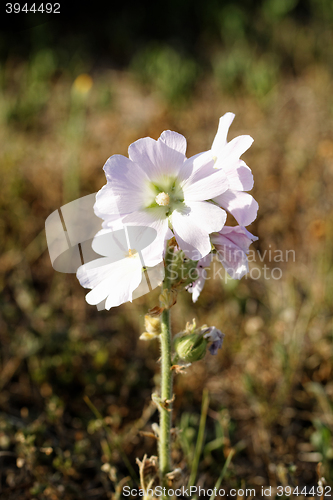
[187,388,210,488]
[209,449,235,500]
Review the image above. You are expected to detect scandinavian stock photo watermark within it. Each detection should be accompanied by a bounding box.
[168,247,296,286]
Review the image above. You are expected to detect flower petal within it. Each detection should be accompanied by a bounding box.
[214,225,258,252]
[177,150,211,183]
[211,226,258,280]
[171,202,226,259]
[122,209,172,263]
[188,254,212,303]
[77,256,114,290]
[214,135,254,170]
[197,253,213,268]
[223,160,254,191]
[105,261,143,309]
[77,255,142,309]
[77,254,143,308]
[103,154,148,185]
[100,215,127,230]
[182,156,229,201]
[189,275,206,303]
[91,225,160,266]
[132,262,165,299]
[128,137,158,180]
[94,184,138,217]
[172,213,210,259]
[215,244,249,279]
[95,155,149,216]
[128,134,185,182]
[184,201,227,233]
[211,112,235,156]
[214,190,258,226]
[91,228,128,260]
[159,130,187,156]
[203,327,225,355]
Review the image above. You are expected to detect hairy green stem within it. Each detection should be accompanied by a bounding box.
[159,245,174,484]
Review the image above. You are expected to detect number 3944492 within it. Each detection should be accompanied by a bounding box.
[5,3,60,13]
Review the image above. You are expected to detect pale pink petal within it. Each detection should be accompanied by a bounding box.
[91,226,162,267]
[211,112,235,156]
[128,137,158,180]
[91,228,128,260]
[198,253,213,268]
[100,215,127,230]
[183,201,226,233]
[216,244,248,279]
[214,190,258,226]
[187,254,212,303]
[105,261,143,309]
[215,226,258,251]
[182,157,229,201]
[211,225,258,280]
[127,225,164,266]
[177,150,212,183]
[94,183,141,217]
[140,245,165,268]
[128,134,185,182]
[103,154,148,186]
[132,262,165,300]
[95,155,149,215]
[122,208,172,262]
[77,255,143,307]
[159,130,187,156]
[189,274,206,303]
[223,160,254,191]
[171,203,223,259]
[172,215,210,259]
[77,256,115,290]
[214,135,254,170]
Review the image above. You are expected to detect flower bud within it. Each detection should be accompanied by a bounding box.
[159,289,177,309]
[140,315,161,341]
[203,327,225,355]
[173,333,208,363]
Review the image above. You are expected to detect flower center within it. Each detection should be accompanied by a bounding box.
[155,192,170,206]
[145,178,184,215]
[126,248,137,258]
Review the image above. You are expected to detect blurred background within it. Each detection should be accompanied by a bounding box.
[0,1,333,498]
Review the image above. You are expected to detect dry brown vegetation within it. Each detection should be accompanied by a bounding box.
[0,55,332,499]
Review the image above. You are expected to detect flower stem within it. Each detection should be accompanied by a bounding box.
[159,245,174,484]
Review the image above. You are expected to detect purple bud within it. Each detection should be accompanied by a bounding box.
[203,327,224,355]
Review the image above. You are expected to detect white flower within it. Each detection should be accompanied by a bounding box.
[76,226,164,309]
[94,130,231,260]
[76,118,258,309]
